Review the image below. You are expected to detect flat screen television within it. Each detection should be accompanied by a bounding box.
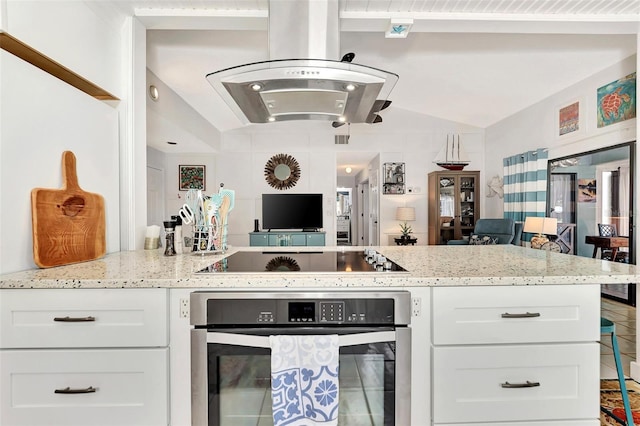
[262,193,323,231]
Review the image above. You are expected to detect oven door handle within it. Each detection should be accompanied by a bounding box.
[205,330,396,348]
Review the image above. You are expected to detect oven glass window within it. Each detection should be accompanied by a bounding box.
[208,343,394,426]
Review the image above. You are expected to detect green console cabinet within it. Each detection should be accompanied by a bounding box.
[249,232,326,247]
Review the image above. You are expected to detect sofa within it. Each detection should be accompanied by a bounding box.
[447,218,518,245]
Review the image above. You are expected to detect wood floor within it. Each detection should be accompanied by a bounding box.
[601,297,636,379]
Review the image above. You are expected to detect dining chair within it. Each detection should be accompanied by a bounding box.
[599,223,618,238]
[598,224,629,262]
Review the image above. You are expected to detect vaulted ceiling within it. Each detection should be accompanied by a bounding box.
[96,0,639,156]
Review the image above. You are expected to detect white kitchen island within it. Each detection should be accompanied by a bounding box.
[1,245,638,426]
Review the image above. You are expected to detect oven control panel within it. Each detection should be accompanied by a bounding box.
[319,302,344,323]
[289,302,316,322]
[204,297,401,326]
[288,301,346,323]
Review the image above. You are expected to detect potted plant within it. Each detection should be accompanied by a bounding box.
[399,222,412,240]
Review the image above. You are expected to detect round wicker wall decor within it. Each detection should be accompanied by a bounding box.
[264,153,300,190]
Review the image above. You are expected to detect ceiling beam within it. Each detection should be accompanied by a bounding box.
[135,7,640,34]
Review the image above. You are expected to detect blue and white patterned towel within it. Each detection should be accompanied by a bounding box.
[270,335,339,426]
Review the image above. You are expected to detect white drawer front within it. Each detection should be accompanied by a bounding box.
[432,343,600,424]
[0,348,168,426]
[0,289,168,348]
[431,285,599,345]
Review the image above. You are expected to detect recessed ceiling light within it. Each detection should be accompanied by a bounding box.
[149,85,159,101]
[250,83,263,91]
[345,167,352,174]
[345,83,356,92]
[267,116,276,122]
[338,116,346,122]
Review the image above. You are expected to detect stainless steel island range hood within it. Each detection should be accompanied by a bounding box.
[206,0,398,125]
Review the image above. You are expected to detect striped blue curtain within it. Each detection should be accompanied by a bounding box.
[503,149,548,240]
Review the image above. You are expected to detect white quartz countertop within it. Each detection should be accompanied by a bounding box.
[1,245,638,289]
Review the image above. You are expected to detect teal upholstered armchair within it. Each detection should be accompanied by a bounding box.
[447,218,518,245]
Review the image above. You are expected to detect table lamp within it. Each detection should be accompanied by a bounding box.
[523,217,558,249]
[396,207,416,239]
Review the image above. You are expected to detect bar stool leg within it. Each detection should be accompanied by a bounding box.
[606,319,635,426]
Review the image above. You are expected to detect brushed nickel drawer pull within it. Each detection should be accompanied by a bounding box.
[501,312,540,318]
[53,316,96,322]
[54,386,97,394]
[501,381,540,388]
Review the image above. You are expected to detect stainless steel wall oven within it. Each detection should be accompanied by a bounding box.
[190,291,411,425]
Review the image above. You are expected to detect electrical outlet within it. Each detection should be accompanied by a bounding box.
[180,298,190,319]
[411,297,421,316]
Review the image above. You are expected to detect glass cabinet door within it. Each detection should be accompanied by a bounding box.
[429,170,480,244]
[438,177,456,243]
[458,174,477,239]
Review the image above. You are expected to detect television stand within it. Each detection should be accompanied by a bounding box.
[249,231,325,247]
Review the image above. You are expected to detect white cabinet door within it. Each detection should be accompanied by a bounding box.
[432,343,600,424]
[431,285,600,345]
[0,348,168,426]
[0,289,168,348]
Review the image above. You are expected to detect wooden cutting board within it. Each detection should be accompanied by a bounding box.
[31,151,106,268]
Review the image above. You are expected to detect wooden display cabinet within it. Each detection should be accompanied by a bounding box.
[428,170,480,244]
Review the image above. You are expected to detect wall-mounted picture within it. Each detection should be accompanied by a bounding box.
[179,165,205,191]
[578,178,596,203]
[558,101,579,136]
[597,72,636,128]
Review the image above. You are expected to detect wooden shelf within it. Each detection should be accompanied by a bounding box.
[0,31,118,101]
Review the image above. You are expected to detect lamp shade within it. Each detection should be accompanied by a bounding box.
[523,217,558,236]
[396,207,415,221]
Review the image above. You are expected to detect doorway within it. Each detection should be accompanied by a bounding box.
[547,141,635,306]
[336,188,352,245]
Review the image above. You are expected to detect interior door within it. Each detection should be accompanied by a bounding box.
[548,173,576,225]
[369,168,379,246]
[359,182,369,246]
[146,165,165,228]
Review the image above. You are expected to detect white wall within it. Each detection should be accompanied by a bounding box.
[0,2,124,274]
[151,107,484,248]
[146,69,221,153]
[208,108,485,247]
[4,0,122,94]
[484,55,637,218]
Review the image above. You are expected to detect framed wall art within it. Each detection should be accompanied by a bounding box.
[555,97,585,139]
[597,72,636,128]
[558,101,580,136]
[179,165,206,191]
[578,178,596,203]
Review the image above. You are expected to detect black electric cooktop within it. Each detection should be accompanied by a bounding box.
[195,250,407,274]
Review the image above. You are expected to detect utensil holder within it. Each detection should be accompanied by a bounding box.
[190,223,227,255]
